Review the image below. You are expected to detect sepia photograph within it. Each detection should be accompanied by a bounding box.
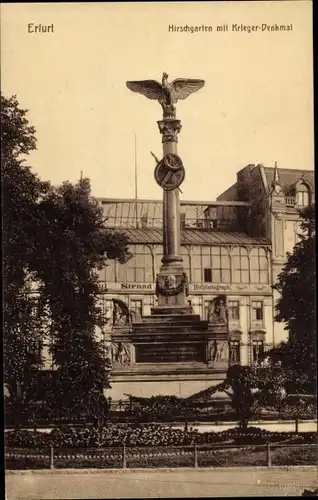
[1,1,316,498]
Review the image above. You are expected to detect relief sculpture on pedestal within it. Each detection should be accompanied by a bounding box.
[209,340,229,363]
[112,342,131,365]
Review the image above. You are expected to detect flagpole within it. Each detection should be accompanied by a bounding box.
[134,134,138,200]
[134,134,138,228]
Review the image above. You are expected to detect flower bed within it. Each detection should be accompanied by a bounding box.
[5,424,317,448]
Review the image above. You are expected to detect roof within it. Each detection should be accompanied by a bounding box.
[263,167,314,194]
[98,198,248,206]
[216,183,238,201]
[99,199,249,230]
[119,228,269,246]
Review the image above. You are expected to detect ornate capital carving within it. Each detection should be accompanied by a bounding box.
[157,119,182,143]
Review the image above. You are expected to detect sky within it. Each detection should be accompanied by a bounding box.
[1,1,314,201]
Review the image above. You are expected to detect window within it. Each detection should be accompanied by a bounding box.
[211,247,221,283]
[204,300,213,320]
[189,246,232,283]
[297,183,310,207]
[252,340,264,363]
[232,247,249,283]
[251,301,263,321]
[211,247,231,283]
[250,248,268,284]
[228,301,240,321]
[118,245,153,282]
[221,247,231,282]
[204,268,212,282]
[192,246,202,283]
[105,260,116,282]
[230,341,240,363]
[130,299,142,319]
[181,246,191,278]
[155,246,163,275]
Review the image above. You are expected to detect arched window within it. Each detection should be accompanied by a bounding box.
[296,182,310,207]
[250,247,268,284]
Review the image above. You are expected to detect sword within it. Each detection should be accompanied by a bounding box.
[150,151,183,193]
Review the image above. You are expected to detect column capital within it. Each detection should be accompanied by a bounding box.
[157,118,182,143]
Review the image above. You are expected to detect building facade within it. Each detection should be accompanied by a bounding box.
[217,163,315,345]
[93,195,275,398]
[27,164,314,400]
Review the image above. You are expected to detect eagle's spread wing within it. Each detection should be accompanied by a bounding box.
[126,80,162,100]
[171,78,205,102]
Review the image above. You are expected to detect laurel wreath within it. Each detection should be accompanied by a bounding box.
[156,274,188,297]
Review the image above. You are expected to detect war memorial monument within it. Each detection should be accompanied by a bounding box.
[108,74,230,398]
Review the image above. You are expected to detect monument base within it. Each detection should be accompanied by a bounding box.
[109,313,229,402]
[106,368,228,400]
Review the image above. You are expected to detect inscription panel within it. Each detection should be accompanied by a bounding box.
[135,342,206,363]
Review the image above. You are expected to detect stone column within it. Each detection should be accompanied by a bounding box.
[158,119,183,267]
[152,117,191,315]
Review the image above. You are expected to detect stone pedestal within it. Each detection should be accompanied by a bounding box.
[108,315,229,400]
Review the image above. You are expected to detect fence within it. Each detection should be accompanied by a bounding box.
[5,443,317,470]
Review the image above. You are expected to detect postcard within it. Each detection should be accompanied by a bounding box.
[2,1,316,498]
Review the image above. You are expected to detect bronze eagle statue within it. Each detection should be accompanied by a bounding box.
[126,72,205,117]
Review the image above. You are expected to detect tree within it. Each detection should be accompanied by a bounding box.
[2,93,132,419]
[33,178,132,411]
[252,358,287,411]
[271,204,316,393]
[2,93,50,413]
[223,365,255,429]
[190,365,257,429]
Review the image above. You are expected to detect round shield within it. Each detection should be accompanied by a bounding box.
[154,154,185,191]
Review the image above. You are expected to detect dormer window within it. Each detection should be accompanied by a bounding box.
[296,182,310,207]
[287,178,312,208]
